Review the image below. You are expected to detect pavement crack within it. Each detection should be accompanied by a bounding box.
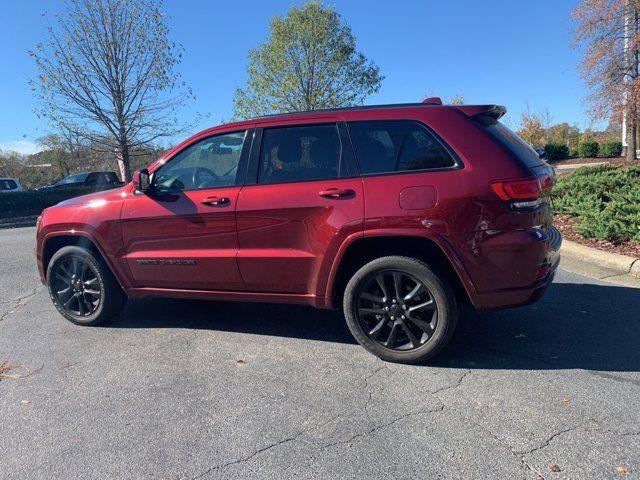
[320,404,445,449]
[191,433,304,479]
[190,416,340,479]
[0,286,44,322]
[430,369,472,396]
[362,363,388,416]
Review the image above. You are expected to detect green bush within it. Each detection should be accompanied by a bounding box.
[544,142,569,161]
[0,187,99,219]
[600,140,623,158]
[552,164,640,242]
[577,141,599,158]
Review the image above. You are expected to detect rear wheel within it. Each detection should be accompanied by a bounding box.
[343,256,458,364]
[47,245,126,326]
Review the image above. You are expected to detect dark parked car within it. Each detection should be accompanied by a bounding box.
[39,171,122,190]
[36,99,561,363]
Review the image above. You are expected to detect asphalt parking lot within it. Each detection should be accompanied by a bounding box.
[1,226,638,480]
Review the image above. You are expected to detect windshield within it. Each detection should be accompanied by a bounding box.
[57,172,90,185]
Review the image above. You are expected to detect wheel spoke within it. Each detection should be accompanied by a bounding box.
[392,272,403,300]
[368,318,386,339]
[77,297,85,315]
[84,288,101,297]
[404,283,425,301]
[55,272,71,284]
[375,274,389,300]
[60,262,73,279]
[63,292,77,308]
[84,277,98,286]
[408,316,435,335]
[361,292,384,304]
[359,307,385,316]
[409,299,434,313]
[80,262,88,280]
[56,286,72,296]
[401,322,421,348]
[384,322,399,348]
[72,257,81,276]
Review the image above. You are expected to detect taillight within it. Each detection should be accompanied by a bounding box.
[490,175,554,208]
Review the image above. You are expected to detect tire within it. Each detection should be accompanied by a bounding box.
[343,256,458,364]
[46,245,127,326]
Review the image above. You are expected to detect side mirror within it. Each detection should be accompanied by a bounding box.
[132,168,151,193]
[535,148,547,160]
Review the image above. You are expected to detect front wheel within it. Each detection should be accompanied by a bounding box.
[343,256,458,364]
[47,245,127,326]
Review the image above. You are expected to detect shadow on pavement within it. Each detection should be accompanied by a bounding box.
[106,282,640,372]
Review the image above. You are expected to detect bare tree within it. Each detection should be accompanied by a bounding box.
[30,0,196,181]
[573,0,639,160]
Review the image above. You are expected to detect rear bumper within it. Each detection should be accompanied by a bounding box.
[468,226,561,311]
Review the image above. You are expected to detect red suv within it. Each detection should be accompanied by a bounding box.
[36,100,561,363]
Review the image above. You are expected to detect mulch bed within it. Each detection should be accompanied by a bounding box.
[549,156,638,167]
[554,214,640,258]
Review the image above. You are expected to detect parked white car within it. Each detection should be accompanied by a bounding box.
[0,178,25,192]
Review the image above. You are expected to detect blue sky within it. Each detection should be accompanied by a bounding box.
[0,0,591,154]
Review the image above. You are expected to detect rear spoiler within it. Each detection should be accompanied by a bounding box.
[455,105,506,125]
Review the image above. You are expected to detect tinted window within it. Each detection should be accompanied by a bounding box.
[258,124,343,184]
[154,130,247,191]
[86,172,117,185]
[483,122,544,168]
[57,173,90,185]
[347,121,456,174]
[0,179,17,191]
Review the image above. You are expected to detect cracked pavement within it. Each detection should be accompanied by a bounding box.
[1,227,639,479]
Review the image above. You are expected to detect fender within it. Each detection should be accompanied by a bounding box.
[38,225,134,291]
[320,227,478,308]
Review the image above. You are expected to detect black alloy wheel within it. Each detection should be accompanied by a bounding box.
[51,254,102,317]
[343,256,458,364]
[355,270,437,351]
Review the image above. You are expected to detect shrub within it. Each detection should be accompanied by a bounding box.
[0,187,99,219]
[552,164,640,242]
[577,141,599,158]
[600,140,623,158]
[544,142,569,161]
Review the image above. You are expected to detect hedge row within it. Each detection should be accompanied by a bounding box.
[552,164,640,242]
[0,187,102,219]
[543,140,622,161]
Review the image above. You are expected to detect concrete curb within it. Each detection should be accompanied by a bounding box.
[561,240,640,288]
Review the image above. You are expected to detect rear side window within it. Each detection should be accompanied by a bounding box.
[483,122,544,168]
[258,124,344,184]
[0,179,18,191]
[347,120,456,175]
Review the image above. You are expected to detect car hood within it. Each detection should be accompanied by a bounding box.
[56,186,128,208]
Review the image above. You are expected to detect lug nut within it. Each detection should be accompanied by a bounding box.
[392,299,397,303]
[401,315,405,320]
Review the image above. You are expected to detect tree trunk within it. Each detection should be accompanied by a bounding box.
[119,143,132,183]
[628,113,637,161]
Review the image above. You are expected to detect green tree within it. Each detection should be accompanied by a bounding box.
[516,110,548,148]
[233,2,383,119]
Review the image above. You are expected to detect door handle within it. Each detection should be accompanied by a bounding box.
[319,188,356,199]
[201,196,231,207]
